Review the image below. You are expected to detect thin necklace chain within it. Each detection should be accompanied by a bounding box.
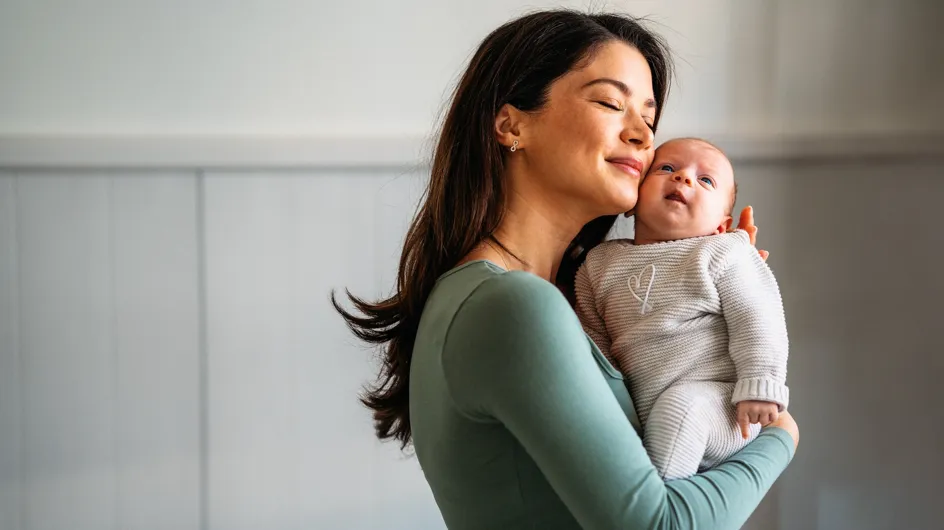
[484,238,511,271]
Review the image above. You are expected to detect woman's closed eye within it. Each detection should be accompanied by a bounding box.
[596,100,623,111]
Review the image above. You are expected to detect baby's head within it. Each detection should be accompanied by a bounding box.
[633,138,737,244]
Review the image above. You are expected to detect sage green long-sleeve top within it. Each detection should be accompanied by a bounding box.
[410,261,795,529]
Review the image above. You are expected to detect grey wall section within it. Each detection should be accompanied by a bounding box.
[17,175,117,529]
[775,160,944,530]
[1,161,941,529]
[0,173,201,530]
[110,175,202,530]
[0,175,24,530]
[200,170,439,530]
[733,159,944,530]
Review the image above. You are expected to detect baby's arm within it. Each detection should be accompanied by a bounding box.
[715,237,790,435]
[574,255,616,369]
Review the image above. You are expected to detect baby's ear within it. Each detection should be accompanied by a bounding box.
[715,216,733,234]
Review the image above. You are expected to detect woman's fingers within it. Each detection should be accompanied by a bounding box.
[737,206,756,244]
[737,206,768,260]
[767,411,800,450]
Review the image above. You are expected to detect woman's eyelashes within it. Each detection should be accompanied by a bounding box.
[594,98,655,131]
[597,100,623,111]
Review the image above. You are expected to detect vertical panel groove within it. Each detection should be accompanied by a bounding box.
[13,176,25,530]
[196,170,209,530]
[107,177,121,530]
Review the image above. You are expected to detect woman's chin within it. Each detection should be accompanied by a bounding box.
[605,192,638,217]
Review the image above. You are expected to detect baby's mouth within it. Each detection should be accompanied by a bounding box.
[665,191,687,204]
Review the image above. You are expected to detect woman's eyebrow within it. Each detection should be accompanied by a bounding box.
[581,78,657,109]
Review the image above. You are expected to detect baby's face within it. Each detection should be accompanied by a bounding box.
[634,139,735,241]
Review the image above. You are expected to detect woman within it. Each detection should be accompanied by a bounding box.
[334,9,799,529]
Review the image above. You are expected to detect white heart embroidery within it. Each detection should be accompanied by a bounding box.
[627,263,656,314]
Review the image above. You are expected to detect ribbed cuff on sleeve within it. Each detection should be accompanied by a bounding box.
[732,378,790,410]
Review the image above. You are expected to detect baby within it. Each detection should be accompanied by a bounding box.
[574,137,789,480]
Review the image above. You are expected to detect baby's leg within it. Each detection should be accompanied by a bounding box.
[700,382,761,470]
[644,381,758,480]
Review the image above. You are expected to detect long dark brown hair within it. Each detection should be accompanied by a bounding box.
[332,9,673,448]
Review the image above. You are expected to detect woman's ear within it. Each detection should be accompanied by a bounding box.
[494,103,527,150]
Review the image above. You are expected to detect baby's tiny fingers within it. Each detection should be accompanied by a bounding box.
[737,412,751,439]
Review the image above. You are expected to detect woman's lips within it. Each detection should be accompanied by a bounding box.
[607,157,643,178]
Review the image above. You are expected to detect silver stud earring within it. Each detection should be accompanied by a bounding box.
[510,140,519,152]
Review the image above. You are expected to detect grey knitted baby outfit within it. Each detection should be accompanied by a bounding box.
[574,230,789,480]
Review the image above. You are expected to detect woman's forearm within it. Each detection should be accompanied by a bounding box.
[659,427,795,529]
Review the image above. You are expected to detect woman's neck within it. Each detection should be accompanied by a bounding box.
[489,187,584,282]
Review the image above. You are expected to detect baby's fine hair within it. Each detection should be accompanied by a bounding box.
[657,137,738,215]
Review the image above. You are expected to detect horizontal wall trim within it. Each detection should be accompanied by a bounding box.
[0,132,941,169]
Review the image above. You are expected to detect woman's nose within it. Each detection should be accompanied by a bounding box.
[625,127,654,148]
[623,114,654,149]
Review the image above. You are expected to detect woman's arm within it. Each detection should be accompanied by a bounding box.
[443,271,795,529]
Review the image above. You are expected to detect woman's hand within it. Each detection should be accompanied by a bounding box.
[736,206,769,261]
[765,410,800,451]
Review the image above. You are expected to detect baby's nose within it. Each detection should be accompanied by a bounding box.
[673,174,693,186]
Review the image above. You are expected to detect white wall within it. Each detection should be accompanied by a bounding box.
[1,0,941,152]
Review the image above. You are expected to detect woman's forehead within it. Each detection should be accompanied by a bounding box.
[564,42,655,98]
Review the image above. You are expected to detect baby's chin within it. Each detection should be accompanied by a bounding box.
[647,227,709,241]
[635,213,724,242]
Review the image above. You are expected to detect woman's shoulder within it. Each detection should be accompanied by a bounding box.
[432,260,575,329]
[431,262,579,347]
[441,264,593,396]
[457,267,573,322]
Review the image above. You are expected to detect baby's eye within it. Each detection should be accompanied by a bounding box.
[699,176,714,187]
[659,164,674,172]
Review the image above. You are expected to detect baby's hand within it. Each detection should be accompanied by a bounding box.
[736,400,780,439]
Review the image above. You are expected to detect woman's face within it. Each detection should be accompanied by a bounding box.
[512,40,657,223]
